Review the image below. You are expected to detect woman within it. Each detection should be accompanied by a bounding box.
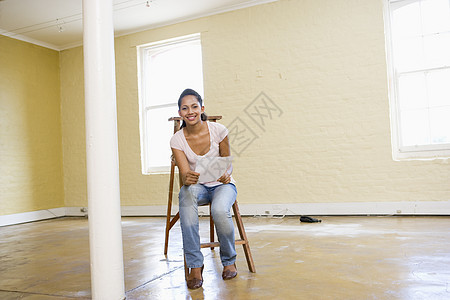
[170,88,238,290]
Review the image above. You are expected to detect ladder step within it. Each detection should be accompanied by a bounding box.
[200,239,246,248]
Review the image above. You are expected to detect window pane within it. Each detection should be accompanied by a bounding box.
[398,73,427,110]
[145,43,204,107]
[429,106,450,144]
[139,34,204,172]
[393,36,424,72]
[400,109,430,146]
[146,106,179,168]
[387,0,450,156]
[427,69,450,107]
[392,1,421,38]
[423,33,450,68]
[421,0,450,34]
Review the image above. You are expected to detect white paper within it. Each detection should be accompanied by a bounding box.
[195,156,233,183]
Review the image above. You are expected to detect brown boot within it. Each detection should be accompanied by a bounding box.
[187,265,204,289]
[222,263,237,280]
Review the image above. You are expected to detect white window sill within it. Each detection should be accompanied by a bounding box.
[393,144,450,161]
[143,166,172,175]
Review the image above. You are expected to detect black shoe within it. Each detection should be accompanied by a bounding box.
[300,216,321,223]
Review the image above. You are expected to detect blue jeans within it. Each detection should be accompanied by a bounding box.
[179,183,237,269]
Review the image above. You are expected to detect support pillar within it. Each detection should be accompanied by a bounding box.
[82,0,125,299]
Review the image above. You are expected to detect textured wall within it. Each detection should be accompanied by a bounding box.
[59,46,87,207]
[59,0,450,208]
[0,36,64,215]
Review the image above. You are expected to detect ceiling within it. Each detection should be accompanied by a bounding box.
[0,0,276,50]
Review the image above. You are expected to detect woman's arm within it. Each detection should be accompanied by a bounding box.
[217,136,232,184]
[219,136,231,157]
[171,148,199,186]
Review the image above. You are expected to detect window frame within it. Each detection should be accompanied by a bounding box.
[383,0,450,160]
[137,33,203,174]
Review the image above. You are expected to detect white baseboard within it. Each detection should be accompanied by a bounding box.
[114,200,450,217]
[2,201,449,227]
[65,207,89,217]
[64,206,181,217]
[237,201,450,216]
[0,207,66,227]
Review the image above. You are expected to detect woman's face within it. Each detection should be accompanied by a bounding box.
[178,95,204,126]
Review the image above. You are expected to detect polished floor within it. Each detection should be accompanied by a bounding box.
[1,215,450,299]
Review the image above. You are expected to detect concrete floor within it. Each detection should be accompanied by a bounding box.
[1,216,450,299]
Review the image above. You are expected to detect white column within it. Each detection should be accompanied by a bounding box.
[82,0,125,299]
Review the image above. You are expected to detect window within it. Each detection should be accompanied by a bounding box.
[137,33,204,173]
[384,0,450,160]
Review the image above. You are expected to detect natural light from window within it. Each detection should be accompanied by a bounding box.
[385,0,450,159]
[138,34,204,173]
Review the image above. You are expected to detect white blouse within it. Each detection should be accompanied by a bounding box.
[170,121,235,187]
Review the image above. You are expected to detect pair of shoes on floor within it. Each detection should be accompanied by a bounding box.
[222,263,238,280]
[187,265,204,290]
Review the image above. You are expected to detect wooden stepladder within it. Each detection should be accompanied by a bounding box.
[164,116,256,275]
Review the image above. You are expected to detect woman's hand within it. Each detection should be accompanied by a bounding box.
[217,172,231,184]
[184,170,200,185]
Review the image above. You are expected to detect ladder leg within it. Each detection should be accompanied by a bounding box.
[233,201,256,273]
[164,162,176,255]
[209,203,215,250]
[184,254,189,281]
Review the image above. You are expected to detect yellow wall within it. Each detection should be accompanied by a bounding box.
[59,0,449,208]
[2,0,447,215]
[59,47,87,207]
[0,36,64,215]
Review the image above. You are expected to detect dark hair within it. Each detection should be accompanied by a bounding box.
[178,88,207,128]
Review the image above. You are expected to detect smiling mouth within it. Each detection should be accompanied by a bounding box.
[186,115,196,121]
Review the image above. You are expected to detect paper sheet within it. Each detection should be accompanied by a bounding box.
[195,156,233,183]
